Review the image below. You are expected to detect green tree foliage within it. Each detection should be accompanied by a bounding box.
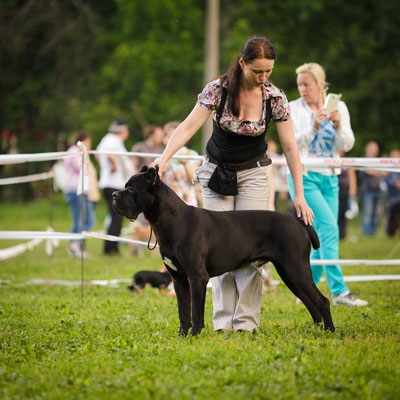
[91,0,205,146]
[0,0,117,152]
[0,0,399,158]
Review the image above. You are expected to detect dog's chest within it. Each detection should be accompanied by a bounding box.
[162,255,179,272]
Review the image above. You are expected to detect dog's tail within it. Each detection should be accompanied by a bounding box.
[296,218,320,249]
[306,224,320,249]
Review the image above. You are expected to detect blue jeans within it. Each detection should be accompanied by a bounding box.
[361,190,381,235]
[287,173,349,296]
[64,192,95,244]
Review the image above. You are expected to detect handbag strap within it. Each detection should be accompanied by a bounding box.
[215,87,228,128]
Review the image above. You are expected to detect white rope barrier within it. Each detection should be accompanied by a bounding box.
[0,153,398,190]
[0,150,399,273]
[1,275,399,288]
[0,150,399,172]
[271,156,400,173]
[0,171,54,185]
[310,259,400,266]
[0,230,155,247]
[0,231,153,261]
[0,231,83,240]
[83,231,157,248]
[0,228,399,266]
[0,239,42,261]
[0,151,71,165]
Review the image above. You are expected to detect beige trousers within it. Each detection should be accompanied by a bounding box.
[195,157,270,331]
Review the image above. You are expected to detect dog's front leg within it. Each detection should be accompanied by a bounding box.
[172,278,192,336]
[189,277,208,336]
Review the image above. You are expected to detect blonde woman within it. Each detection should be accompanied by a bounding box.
[288,62,367,307]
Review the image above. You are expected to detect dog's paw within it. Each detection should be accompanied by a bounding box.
[178,327,189,337]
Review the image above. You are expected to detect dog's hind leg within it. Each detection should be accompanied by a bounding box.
[289,270,335,332]
[274,262,335,331]
[298,288,334,331]
[277,268,323,325]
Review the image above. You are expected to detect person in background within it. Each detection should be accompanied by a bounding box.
[359,140,386,236]
[288,62,367,307]
[131,125,165,171]
[384,149,400,236]
[129,125,165,255]
[338,150,358,240]
[63,131,98,258]
[96,119,133,255]
[162,121,201,207]
[151,36,314,333]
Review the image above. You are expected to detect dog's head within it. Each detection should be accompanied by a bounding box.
[112,166,161,221]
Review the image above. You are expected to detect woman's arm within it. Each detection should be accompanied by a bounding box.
[152,104,212,174]
[276,119,314,225]
[289,99,319,150]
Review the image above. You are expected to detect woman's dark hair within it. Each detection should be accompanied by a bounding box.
[73,130,90,145]
[221,37,277,117]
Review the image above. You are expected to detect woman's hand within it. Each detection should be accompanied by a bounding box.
[313,109,328,131]
[329,110,341,129]
[149,158,165,177]
[293,195,314,225]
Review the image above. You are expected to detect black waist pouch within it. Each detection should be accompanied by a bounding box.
[208,165,238,196]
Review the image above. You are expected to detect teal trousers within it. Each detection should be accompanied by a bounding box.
[287,172,349,296]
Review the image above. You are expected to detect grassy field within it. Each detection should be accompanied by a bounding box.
[1,193,400,399]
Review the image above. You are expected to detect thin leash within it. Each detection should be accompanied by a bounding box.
[147,226,158,250]
[129,216,158,250]
[147,168,160,251]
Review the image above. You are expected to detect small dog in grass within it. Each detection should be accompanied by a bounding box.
[127,270,172,295]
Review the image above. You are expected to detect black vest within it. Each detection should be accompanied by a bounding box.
[205,87,272,164]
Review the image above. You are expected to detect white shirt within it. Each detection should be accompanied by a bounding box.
[96,133,134,189]
[289,97,355,175]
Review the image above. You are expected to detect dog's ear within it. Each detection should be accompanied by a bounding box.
[146,166,160,186]
[140,166,148,173]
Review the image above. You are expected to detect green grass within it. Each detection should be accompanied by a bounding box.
[1,194,400,399]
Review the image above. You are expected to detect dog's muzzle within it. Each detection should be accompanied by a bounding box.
[112,190,127,216]
[112,190,140,222]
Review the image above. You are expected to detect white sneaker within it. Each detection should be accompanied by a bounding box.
[332,292,368,307]
[68,243,87,259]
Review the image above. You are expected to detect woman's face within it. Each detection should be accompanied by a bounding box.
[241,58,275,88]
[296,72,323,105]
[83,137,92,150]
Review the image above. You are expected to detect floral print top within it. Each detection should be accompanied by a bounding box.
[197,78,291,137]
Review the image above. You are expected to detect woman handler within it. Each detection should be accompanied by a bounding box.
[152,36,314,332]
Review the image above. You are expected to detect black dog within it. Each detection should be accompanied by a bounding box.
[128,270,172,294]
[113,166,335,336]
